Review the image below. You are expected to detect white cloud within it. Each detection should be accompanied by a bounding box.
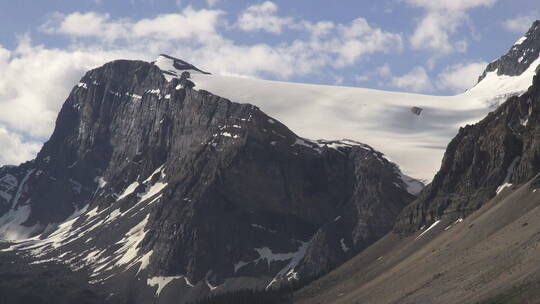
[0,126,41,166]
[303,21,335,38]
[42,7,224,43]
[206,0,220,7]
[376,63,392,77]
[0,37,148,166]
[333,18,403,66]
[405,0,495,54]
[354,74,369,82]
[502,14,539,33]
[40,8,402,77]
[352,63,392,84]
[237,1,293,34]
[41,12,125,42]
[405,0,496,11]
[132,9,223,41]
[409,11,459,54]
[436,61,487,93]
[333,75,344,85]
[235,2,402,65]
[383,60,487,94]
[391,66,432,92]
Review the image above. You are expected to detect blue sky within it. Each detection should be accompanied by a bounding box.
[1,0,538,92]
[0,0,538,165]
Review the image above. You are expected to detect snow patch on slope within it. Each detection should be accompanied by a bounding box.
[117,181,140,201]
[514,36,527,46]
[415,220,441,240]
[11,169,34,209]
[114,214,150,267]
[0,205,41,240]
[340,238,349,252]
[470,55,540,99]
[496,156,520,195]
[147,276,183,296]
[262,241,311,289]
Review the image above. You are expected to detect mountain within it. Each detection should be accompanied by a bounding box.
[395,20,540,233]
[0,56,419,303]
[293,20,540,303]
[2,17,540,304]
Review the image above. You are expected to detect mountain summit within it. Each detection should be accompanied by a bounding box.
[0,56,419,303]
[479,20,540,82]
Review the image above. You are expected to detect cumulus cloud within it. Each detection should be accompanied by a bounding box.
[40,7,402,77]
[376,60,487,93]
[405,0,495,54]
[405,0,496,11]
[237,1,293,34]
[236,2,402,65]
[502,14,539,33]
[42,7,224,43]
[371,63,432,92]
[41,12,117,39]
[390,66,432,92]
[376,63,392,77]
[0,126,41,166]
[333,18,403,66]
[206,0,220,7]
[354,74,369,82]
[436,61,487,93]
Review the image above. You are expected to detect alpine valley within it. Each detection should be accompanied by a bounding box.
[2,19,540,304]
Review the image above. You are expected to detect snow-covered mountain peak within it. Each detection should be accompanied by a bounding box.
[476,20,540,86]
[153,54,210,80]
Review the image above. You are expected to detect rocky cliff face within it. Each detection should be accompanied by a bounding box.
[0,56,419,303]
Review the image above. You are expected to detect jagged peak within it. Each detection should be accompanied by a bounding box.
[477,20,540,84]
[153,54,210,80]
[510,20,540,48]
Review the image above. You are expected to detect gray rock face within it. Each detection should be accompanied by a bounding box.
[0,57,419,303]
[478,20,540,82]
[395,72,540,233]
[410,107,423,116]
